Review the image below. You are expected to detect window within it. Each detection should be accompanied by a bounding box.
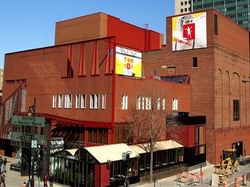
[80,94,86,109]
[52,95,57,108]
[101,94,106,109]
[136,96,141,110]
[233,100,240,121]
[90,94,99,109]
[141,97,145,110]
[157,98,161,110]
[75,94,81,109]
[58,95,63,108]
[162,98,166,110]
[88,128,108,144]
[214,14,218,35]
[64,94,72,108]
[192,57,198,68]
[172,98,178,111]
[76,94,86,109]
[121,95,128,110]
[145,97,152,110]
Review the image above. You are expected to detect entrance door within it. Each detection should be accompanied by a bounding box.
[232,141,243,158]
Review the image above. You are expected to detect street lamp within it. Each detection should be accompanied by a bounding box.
[28,99,36,187]
[122,151,131,187]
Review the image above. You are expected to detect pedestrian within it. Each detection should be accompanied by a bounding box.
[49,173,53,187]
[22,181,26,187]
[0,156,3,173]
[43,174,48,187]
[1,158,7,173]
[0,171,6,187]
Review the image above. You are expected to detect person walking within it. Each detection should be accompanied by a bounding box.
[43,174,48,187]
[0,171,6,187]
[22,181,27,187]
[1,158,7,173]
[0,157,3,173]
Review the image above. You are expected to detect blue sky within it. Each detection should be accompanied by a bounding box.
[0,0,174,69]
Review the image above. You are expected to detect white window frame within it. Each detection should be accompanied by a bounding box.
[64,94,72,108]
[52,95,57,108]
[157,98,161,110]
[90,94,99,109]
[75,94,81,109]
[136,96,141,110]
[121,95,128,110]
[58,95,63,108]
[162,98,166,110]
[172,98,178,111]
[141,97,145,110]
[101,94,106,109]
[146,97,152,110]
[80,94,86,109]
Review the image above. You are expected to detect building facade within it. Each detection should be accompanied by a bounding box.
[143,9,250,164]
[193,0,250,30]
[175,0,192,15]
[1,12,206,186]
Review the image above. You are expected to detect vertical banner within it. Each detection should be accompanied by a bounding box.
[172,12,207,51]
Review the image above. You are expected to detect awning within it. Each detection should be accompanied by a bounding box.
[85,143,139,164]
[129,140,183,154]
[64,148,79,156]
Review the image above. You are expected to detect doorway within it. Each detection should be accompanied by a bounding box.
[232,141,243,158]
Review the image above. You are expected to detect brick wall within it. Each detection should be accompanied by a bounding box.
[143,9,250,164]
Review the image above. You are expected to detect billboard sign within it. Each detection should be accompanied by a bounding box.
[115,46,142,77]
[172,12,207,51]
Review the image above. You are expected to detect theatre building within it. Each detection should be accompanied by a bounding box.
[143,9,250,164]
[1,12,206,186]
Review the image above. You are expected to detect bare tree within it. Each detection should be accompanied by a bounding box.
[126,89,167,182]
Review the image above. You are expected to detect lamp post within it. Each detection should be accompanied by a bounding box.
[28,99,36,187]
[31,139,38,187]
[122,151,131,187]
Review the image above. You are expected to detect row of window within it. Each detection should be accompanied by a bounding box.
[52,94,106,110]
[180,7,191,13]
[136,96,166,110]
[135,96,178,111]
[52,94,179,111]
[180,0,191,6]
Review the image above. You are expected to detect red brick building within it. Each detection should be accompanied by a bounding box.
[1,12,190,143]
[143,9,250,164]
[1,13,203,186]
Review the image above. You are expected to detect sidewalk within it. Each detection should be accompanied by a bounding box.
[4,156,70,187]
[131,163,214,187]
[131,162,250,187]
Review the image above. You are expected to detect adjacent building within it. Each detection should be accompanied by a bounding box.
[143,9,250,164]
[193,0,250,30]
[0,69,3,91]
[175,0,192,15]
[175,0,250,30]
